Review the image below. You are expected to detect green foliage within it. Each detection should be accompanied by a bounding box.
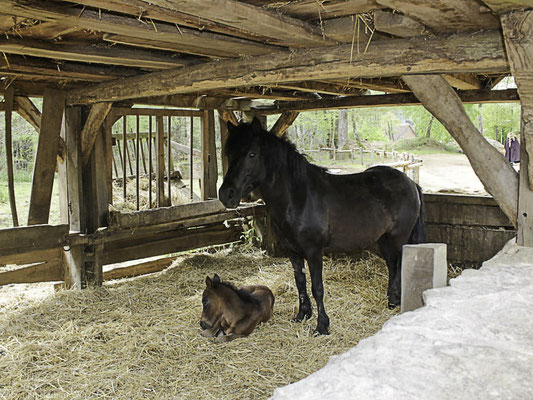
[0,184,7,203]
[286,101,521,151]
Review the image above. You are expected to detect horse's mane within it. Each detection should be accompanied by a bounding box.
[225,121,326,181]
[216,279,261,306]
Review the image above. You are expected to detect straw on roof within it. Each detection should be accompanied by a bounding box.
[0,247,396,399]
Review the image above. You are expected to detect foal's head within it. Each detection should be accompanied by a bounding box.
[199,274,225,331]
[219,117,269,208]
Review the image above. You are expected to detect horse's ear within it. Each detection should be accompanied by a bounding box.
[213,274,221,284]
[205,276,213,288]
[251,117,263,133]
[227,120,237,131]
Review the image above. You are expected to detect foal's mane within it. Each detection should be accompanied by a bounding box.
[216,279,260,306]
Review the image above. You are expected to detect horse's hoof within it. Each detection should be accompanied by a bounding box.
[388,302,399,310]
[293,309,312,323]
[313,326,330,336]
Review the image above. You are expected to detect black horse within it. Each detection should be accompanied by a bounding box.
[219,118,425,335]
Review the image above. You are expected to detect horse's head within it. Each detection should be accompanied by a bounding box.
[200,274,224,331]
[219,117,268,208]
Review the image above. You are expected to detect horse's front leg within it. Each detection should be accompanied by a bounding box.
[290,255,312,322]
[307,251,330,335]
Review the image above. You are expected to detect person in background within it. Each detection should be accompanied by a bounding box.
[504,132,520,164]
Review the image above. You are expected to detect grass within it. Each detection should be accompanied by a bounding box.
[0,179,62,228]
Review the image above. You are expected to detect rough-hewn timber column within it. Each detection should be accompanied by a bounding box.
[28,89,66,225]
[4,86,18,227]
[403,74,518,227]
[501,10,533,246]
[58,107,84,289]
[201,110,218,200]
[67,31,508,105]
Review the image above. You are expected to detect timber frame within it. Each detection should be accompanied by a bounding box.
[1,1,533,288]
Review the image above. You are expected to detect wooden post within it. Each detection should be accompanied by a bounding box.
[201,109,218,200]
[501,10,533,246]
[156,115,167,206]
[4,85,18,227]
[122,116,127,201]
[136,114,140,210]
[58,106,85,289]
[403,74,519,228]
[104,116,114,205]
[28,89,66,225]
[218,112,229,177]
[401,243,447,313]
[149,116,153,208]
[189,116,194,201]
[82,117,109,287]
[270,111,299,138]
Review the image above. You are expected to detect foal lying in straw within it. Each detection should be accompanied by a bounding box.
[200,274,275,343]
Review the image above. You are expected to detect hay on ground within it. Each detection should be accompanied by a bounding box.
[0,247,396,399]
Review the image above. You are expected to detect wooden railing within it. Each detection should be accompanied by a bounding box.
[302,147,423,183]
[0,201,266,288]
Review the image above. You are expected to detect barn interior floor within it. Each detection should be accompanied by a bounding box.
[272,241,533,400]
[0,247,396,399]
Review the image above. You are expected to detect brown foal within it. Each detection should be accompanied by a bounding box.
[200,274,274,343]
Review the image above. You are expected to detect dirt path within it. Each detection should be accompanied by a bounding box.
[417,153,488,195]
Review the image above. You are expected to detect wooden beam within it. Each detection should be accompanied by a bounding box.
[481,0,533,14]
[129,95,252,111]
[215,87,316,101]
[254,89,520,114]
[0,224,69,257]
[403,74,518,227]
[374,10,427,37]
[4,85,18,227]
[326,78,409,93]
[0,260,63,286]
[81,102,113,166]
[501,10,533,246]
[321,16,375,43]
[274,0,382,20]
[28,89,66,225]
[443,73,483,90]
[371,13,483,90]
[0,54,139,81]
[0,38,188,70]
[66,30,509,104]
[156,116,167,207]
[111,107,203,117]
[4,21,79,40]
[270,111,300,138]
[201,110,218,200]
[58,107,85,288]
[14,96,41,131]
[379,0,500,33]
[102,225,242,265]
[109,200,225,229]
[103,255,178,281]
[0,1,276,58]
[275,81,366,96]
[118,0,332,47]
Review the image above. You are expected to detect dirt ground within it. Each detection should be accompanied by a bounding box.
[418,153,488,195]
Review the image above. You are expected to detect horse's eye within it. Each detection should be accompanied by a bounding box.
[249,152,256,158]
[202,299,208,308]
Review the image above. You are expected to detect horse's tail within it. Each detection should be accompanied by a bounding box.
[408,183,426,244]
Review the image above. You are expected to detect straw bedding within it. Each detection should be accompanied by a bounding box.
[0,247,397,399]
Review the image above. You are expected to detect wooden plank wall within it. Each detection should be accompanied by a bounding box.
[424,193,516,267]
